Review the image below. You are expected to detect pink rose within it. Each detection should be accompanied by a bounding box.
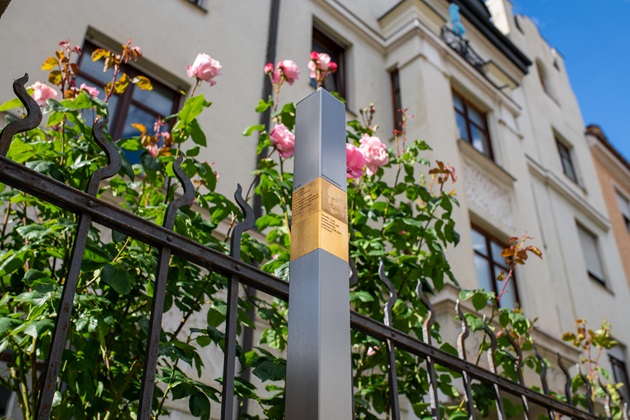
[80,83,100,97]
[309,51,337,87]
[277,60,300,85]
[359,134,389,175]
[346,144,365,179]
[263,63,274,75]
[29,81,57,106]
[269,124,295,158]
[186,53,222,85]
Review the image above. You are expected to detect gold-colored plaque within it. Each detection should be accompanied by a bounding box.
[290,177,348,261]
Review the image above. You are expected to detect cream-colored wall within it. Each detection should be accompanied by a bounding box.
[2,0,630,416]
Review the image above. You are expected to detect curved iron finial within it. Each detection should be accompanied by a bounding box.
[504,331,525,385]
[482,317,506,420]
[455,300,470,360]
[379,259,397,328]
[623,402,629,420]
[349,257,358,287]
[85,118,122,196]
[482,317,499,374]
[533,345,550,396]
[0,74,43,156]
[557,353,573,406]
[162,157,195,231]
[577,364,594,414]
[597,378,612,419]
[416,281,435,345]
[505,331,530,420]
[230,183,255,261]
[455,300,475,420]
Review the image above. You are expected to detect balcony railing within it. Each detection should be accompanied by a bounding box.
[441,26,486,70]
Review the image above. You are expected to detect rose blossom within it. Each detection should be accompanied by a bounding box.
[308,51,337,87]
[269,124,295,158]
[263,63,274,75]
[359,134,389,175]
[346,143,365,179]
[186,53,222,85]
[29,82,57,106]
[277,60,300,85]
[80,83,100,97]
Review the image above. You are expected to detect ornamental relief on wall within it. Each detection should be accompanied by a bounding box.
[463,162,516,233]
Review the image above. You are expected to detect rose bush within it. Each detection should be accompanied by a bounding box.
[0,41,624,420]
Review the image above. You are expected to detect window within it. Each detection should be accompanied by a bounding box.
[615,190,630,232]
[556,138,578,184]
[471,226,519,309]
[577,224,606,285]
[536,59,552,96]
[390,69,403,132]
[76,41,182,151]
[311,27,346,99]
[186,0,206,9]
[453,91,493,159]
[610,354,630,405]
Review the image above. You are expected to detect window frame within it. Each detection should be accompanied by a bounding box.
[615,189,630,232]
[555,137,579,184]
[471,225,520,308]
[390,69,403,132]
[452,90,493,160]
[610,354,630,405]
[76,40,183,142]
[311,26,347,100]
[576,223,607,286]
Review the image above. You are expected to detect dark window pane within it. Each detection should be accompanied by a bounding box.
[132,82,178,116]
[121,105,159,139]
[455,113,468,142]
[470,125,489,156]
[468,106,484,127]
[474,254,493,293]
[452,92,464,113]
[311,27,346,98]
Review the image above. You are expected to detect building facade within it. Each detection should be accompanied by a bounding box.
[1,0,629,418]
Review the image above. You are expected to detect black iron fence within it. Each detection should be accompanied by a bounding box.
[0,75,616,419]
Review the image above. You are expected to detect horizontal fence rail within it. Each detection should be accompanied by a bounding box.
[0,74,613,420]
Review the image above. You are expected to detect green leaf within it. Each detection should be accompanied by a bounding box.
[350,291,374,303]
[81,245,111,272]
[242,124,265,137]
[187,119,206,146]
[472,292,488,311]
[176,95,211,128]
[0,318,20,335]
[189,392,210,420]
[253,360,286,382]
[118,137,143,151]
[0,97,25,112]
[255,99,272,113]
[102,263,132,295]
[24,318,54,338]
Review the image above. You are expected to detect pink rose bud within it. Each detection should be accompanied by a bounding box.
[359,134,389,175]
[269,123,295,158]
[186,53,222,86]
[29,81,58,106]
[277,60,300,85]
[346,143,366,178]
[79,83,100,98]
[316,53,331,71]
[310,51,320,61]
[329,62,338,73]
[264,63,274,74]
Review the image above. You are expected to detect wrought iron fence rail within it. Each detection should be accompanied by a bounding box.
[0,152,601,419]
[0,155,289,300]
[0,75,605,419]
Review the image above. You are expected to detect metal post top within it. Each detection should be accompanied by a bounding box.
[296,87,344,107]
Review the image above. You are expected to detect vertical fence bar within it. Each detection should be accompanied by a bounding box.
[379,261,401,420]
[36,120,120,419]
[557,353,573,406]
[417,283,440,420]
[138,159,194,419]
[285,88,352,420]
[533,345,554,420]
[505,332,530,420]
[455,301,476,420]
[482,320,506,420]
[221,184,255,420]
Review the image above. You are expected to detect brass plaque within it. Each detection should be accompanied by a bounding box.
[291,178,348,261]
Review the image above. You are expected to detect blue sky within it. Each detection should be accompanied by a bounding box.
[511,0,630,160]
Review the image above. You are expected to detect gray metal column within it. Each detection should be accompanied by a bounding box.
[285,88,352,419]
